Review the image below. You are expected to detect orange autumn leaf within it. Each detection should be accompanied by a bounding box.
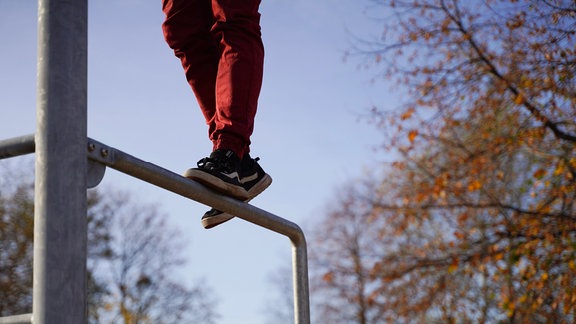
[447,263,458,274]
[467,179,482,191]
[533,168,546,179]
[408,130,418,143]
[553,162,565,176]
[400,108,415,120]
[322,271,334,283]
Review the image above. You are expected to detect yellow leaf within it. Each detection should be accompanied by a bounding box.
[554,162,565,176]
[447,256,460,274]
[515,93,525,105]
[494,252,504,261]
[519,294,528,303]
[467,179,482,191]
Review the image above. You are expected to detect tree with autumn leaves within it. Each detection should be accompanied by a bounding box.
[310,0,575,322]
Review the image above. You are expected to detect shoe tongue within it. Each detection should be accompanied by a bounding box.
[211,149,239,164]
[210,149,229,159]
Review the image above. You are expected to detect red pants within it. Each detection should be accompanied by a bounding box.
[162,0,264,158]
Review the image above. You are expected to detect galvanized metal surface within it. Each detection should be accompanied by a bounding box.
[0,314,32,324]
[33,0,88,323]
[87,138,311,324]
[0,134,35,159]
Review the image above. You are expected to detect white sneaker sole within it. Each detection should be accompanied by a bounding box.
[201,174,272,229]
[184,168,249,200]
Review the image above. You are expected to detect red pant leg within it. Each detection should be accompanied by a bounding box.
[162,0,218,133]
[211,0,264,157]
[162,0,264,158]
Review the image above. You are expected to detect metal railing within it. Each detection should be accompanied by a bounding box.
[0,0,310,322]
[86,137,311,324]
[0,134,311,324]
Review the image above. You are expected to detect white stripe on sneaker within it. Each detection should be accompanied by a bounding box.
[239,172,259,184]
[221,171,240,180]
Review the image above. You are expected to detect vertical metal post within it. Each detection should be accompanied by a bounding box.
[34,0,88,323]
[292,241,310,324]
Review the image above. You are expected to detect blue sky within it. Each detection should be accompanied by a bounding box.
[0,1,394,323]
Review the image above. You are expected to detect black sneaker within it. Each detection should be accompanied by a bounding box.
[184,149,249,200]
[201,154,272,229]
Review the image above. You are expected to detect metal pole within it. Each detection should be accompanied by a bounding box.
[292,238,310,324]
[34,0,88,323]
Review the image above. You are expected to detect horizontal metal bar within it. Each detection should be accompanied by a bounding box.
[0,135,306,239]
[0,135,310,323]
[86,138,305,241]
[0,135,308,245]
[0,314,32,324]
[0,134,35,159]
[86,138,310,323]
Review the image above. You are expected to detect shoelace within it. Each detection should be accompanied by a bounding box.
[196,157,211,168]
[197,156,235,173]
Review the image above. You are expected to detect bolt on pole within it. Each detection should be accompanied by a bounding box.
[33,0,88,322]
